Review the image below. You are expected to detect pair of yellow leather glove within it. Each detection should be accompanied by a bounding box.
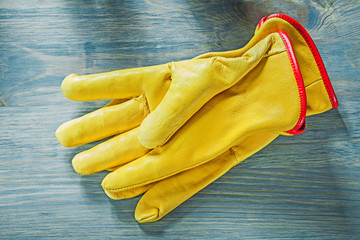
[56,14,338,223]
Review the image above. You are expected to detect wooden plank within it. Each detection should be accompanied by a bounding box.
[1,0,360,239]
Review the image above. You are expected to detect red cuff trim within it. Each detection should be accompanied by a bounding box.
[278,31,307,135]
[258,14,338,109]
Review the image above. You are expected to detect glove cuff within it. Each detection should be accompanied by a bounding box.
[258,14,338,112]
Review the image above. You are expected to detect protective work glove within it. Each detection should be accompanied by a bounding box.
[132,15,338,223]
[131,15,339,222]
[56,14,338,222]
[57,31,306,218]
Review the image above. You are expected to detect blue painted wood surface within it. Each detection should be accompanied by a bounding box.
[1,0,360,239]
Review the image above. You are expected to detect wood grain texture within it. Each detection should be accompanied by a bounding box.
[1,0,360,239]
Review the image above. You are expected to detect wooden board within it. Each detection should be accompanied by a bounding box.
[1,0,360,239]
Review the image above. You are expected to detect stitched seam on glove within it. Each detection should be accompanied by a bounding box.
[304,78,322,88]
[136,94,151,118]
[230,148,241,165]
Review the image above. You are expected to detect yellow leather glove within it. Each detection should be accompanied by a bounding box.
[56,14,338,222]
[57,30,306,215]
[130,14,338,222]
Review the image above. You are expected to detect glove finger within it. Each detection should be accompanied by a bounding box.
[56,96,148,147]
[134,149,235,222]
[134,131,279,222]
[72,127,149,175]
[61,63,170,101]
